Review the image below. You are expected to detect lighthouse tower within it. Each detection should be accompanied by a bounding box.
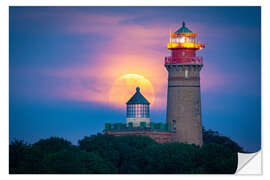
[165,22,205,146]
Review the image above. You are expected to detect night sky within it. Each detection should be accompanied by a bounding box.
[9,7,261,152]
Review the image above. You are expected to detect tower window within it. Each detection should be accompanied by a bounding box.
[173,120,176,130]
[185,69,189,79]
[182,51,185,56]
[196,101,201,114]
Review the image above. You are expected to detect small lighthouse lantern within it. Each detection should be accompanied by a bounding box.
[168,21,205,50]
[126,87,151,127]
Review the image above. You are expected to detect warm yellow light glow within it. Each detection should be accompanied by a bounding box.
[181,38,186,43]
[167,42,205,49]
[168,32,205,50]
[109,74,155,107]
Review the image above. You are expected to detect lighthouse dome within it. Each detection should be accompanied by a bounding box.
[175,21,193,33]
[126,87,150,105]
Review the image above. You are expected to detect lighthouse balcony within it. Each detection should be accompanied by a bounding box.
[104,122,173,132]
[164,56,203,65]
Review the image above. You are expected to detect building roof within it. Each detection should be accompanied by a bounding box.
[175,21,193,33]
[126,87,150,105]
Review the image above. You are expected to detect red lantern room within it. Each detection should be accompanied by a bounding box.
[165,22,205,65]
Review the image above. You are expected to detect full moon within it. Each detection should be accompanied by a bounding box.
[109,74,155,107]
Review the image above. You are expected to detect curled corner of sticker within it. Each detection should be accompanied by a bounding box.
[236,150,262,175]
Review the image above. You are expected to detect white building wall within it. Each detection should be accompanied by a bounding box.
[126,118,151,127]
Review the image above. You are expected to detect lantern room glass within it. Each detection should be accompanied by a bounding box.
[127,104,149,118]
[171,37,195,43]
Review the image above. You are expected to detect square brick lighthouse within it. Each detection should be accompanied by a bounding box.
[104,22,205,146]
[165,22,205,146]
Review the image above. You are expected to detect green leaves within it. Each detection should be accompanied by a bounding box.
[10,137,116,174]
[10,130,240,174]
[42,149,116,174]
[199,143,238,174]
[78,134,157,173]
[203,128,244,153]
[143,143,201,174]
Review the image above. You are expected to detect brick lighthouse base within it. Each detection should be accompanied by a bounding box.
[104,130,175,143]
[166,64,203,146]
[103,122,175,143]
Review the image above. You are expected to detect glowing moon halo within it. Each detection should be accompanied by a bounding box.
[109,74,155,107]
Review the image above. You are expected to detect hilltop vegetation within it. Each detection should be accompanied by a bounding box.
[10,129,242,174]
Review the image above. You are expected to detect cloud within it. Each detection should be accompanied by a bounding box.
[12,8,257,110]
[33,12,170,109]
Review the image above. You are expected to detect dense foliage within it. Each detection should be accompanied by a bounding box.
[202,128,244,153]
[10,129,241,174]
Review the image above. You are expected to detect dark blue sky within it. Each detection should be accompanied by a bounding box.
[10,7,261,152]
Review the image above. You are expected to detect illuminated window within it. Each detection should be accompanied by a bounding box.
[182,51,185,56]
[185,69,189,79]
[173,120,176,130]
[127,104,150,118]
[180,37,185,43]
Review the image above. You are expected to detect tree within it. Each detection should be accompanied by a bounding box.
[42,149,117,174]
[78,134,157,173]
[203,128,244,152]
[143,143,201,174]
[32,137,73,154]
[9,140,30,173]
[78,134,121,170]
[116,135,157,173]
[18,137,75,173]
[199,143,238,174]
[10,131,241,174]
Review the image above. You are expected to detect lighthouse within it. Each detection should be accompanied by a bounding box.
[165,22,205,146]
[104,87,173,143]
[126,87,151,127]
